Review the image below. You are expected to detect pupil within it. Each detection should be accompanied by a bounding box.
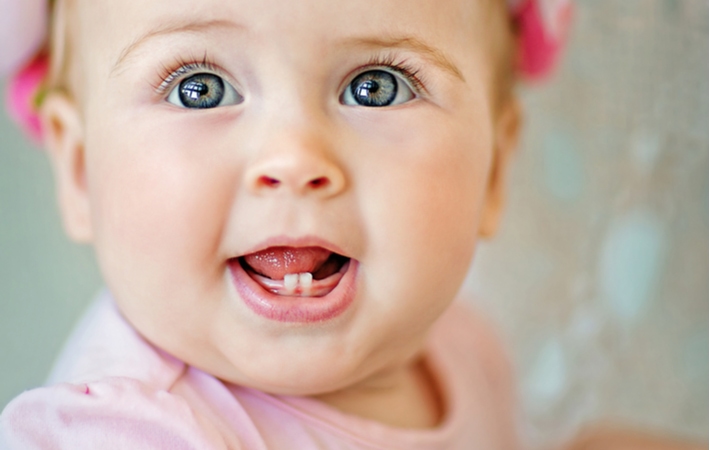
[350,71,397,107]
[356,80,380,99]
[183,80,209,101]
[179,74,225,109]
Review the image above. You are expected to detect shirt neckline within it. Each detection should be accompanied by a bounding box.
[229,329,465,449]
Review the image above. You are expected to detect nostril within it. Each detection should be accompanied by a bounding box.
[308,177,330,189]
[259,176,281,188]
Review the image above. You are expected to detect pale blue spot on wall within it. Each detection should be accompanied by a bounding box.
[543,131,584,201]
[525,338,567,407]
[599,211,665,322]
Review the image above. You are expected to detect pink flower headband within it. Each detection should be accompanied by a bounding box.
[2,0,572,144]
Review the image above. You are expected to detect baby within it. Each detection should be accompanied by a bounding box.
[3,0,698,449]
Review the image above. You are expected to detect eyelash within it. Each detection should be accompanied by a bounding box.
[360,54,427,95]
[153,54,220,95]
[152,53,428,97]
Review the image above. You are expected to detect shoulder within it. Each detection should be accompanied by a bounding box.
[429,301,521,449]
[432,301,515,380]
[46,290,185,388]
[1,377,228,450]
[0,291,229,449]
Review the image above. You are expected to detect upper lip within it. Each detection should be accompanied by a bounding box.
[236,235,351,259]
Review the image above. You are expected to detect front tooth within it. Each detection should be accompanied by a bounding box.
[298,272,313,288]
[284,274,298,293]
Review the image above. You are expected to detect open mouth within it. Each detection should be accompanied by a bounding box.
[227,244,358,323]
[237,246,350,297]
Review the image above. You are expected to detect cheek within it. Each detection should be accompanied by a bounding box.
[351,109,493,337]
[328,110,495,380]
[84,115,235,295]
[358,112,493,271]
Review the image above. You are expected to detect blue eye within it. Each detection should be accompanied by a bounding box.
[342,69,415,107]
[167,73,242,109]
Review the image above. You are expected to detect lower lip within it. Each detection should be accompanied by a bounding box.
[228,259,358,323]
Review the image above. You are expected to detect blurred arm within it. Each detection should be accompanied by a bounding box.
[561,425,707,450]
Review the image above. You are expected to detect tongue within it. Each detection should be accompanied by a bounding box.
[243,247,332,280]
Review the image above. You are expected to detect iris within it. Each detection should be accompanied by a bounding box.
[178,73,225,109]
[349,70,398,107]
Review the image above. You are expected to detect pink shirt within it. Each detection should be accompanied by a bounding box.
[1,291,520,449]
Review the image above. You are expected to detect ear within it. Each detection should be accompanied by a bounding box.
[478,96,522,238]
[41,91,93,243]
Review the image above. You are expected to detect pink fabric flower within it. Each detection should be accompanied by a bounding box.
[1,0,47,144]
[6,54,48,143]
[510,0,574,81]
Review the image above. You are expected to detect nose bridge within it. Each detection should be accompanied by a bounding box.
[243,106,346,198]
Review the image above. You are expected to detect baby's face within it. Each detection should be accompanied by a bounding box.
[54,0,514,394]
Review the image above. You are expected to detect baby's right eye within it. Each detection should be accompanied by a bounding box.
[167,73,243,109]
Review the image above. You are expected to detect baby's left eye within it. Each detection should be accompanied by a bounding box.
[341,69,415,107]
[167,73,243,109]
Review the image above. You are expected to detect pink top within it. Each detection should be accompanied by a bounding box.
[1,291,520,449]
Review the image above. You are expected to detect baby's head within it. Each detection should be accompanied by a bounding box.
[29,0,559,395]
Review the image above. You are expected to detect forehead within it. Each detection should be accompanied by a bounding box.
[75,0,490,75]
[80,0,484,34]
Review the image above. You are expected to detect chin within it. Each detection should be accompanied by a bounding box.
[204,331,379,396]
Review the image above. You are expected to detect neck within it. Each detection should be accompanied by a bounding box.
[313,356,444,429]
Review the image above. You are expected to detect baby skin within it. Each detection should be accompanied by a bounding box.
[39,0,519,433]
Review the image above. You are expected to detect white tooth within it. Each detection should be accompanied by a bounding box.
[299,272,313,291]
[284,274,298,293]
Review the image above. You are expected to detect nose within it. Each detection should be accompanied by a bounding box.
[243,130,346,199]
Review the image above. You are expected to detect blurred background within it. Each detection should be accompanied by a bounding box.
[464,0,708,447]
[0,0,707,448]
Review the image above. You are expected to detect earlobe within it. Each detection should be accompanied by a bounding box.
[479,96,522,238]
[41,91,93,243]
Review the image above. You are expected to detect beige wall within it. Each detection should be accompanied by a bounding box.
[464,0,708,446]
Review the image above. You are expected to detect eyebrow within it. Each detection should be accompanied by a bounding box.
[111,19,243,77]
[342,35,465,82]
[111,22,464,82]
